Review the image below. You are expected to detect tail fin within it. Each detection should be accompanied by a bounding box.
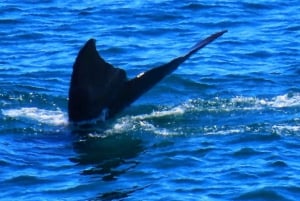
[107,30,227,117]
[68,39,127,122]
[184,30,227,58]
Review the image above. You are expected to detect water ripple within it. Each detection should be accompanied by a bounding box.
[0,0,300,200]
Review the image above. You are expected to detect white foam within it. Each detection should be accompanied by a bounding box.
[2,107,68,126]
[267,93,300,108]
[3,93,297,134]
[229,93,300,110]
[272,125,300,134]
[107,118,179,136]
[105,93,300,136]
[105,105,186,136]
[205,128,244,135]
[133,106,185,120]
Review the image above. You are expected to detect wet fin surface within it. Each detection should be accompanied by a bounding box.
[107,30,228,117]
[68,30,227,122]
[68,39,127,122]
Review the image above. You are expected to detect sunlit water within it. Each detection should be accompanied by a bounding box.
[0,1,300,200]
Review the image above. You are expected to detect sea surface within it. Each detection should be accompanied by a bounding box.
[1,1,300,200]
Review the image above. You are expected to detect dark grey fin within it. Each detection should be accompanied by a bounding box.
[184,30,227,58]
[68,39,127,122]
[68,30,227,122]
[107,30,227,118]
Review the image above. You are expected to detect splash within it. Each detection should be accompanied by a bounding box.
[105,105,186,136]
[105,92,300,136]
[226,93,300,111]
[266,93,300,108]
[272,125,300,135]
[2,107,68,126]
[132,106,185,120]
[2,93,298,136]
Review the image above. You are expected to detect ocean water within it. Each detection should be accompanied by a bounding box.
[0,0,300,200]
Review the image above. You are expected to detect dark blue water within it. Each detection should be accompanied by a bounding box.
[1,1,300,200]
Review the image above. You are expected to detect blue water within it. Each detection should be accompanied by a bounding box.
[1,1,300,200]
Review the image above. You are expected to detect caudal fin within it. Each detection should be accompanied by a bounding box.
[184,30,227,58]
[107,30,227,118]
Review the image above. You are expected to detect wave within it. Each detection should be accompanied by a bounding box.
[105,106,185,136]
[105,92,300,136]
[205,93,300,111]
[2,107,68,126]
[264,93,300,108]
[2,93,299,136]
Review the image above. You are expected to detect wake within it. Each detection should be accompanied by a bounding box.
[2,107,68,126]
[2,92,299,135]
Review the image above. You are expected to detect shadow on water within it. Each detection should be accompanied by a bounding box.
[93,185,150,201]
[70,125,144,180]
[69,123,146,200]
